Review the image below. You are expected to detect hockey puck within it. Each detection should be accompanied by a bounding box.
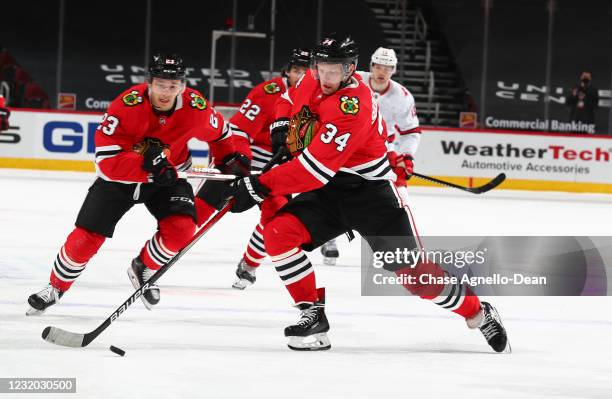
[109,345,125,357]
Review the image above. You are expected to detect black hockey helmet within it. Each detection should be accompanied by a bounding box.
[288,48,312,68]
[148,53,186,81]
[312,35,359,66]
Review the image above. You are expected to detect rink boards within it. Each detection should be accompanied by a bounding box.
[1,107,611,194]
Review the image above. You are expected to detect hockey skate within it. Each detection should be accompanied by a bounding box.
[320,239,339,266]
[26,284,64,316]
[232,258,257,290]
[467,301,511,353]
[284,288,331,351]
[127,256,160,310]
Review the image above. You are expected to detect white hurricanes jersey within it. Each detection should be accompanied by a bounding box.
[357,71,421,156]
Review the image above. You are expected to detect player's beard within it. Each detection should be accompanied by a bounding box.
[370,76,389,93]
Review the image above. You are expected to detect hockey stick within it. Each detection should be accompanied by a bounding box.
[411,172,506,194]
[178,169,239,180]
[180,149,285,180]
[41,199,234,348]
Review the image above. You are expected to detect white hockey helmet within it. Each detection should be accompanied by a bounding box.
[370,47,397,72]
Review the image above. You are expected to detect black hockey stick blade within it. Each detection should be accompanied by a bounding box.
[41,200,234,348]
[411,172,506,194]
[468,173,506,194]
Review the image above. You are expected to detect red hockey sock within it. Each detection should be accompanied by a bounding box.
[395,262,481,319]
[243,223,266,267]
[50,227,105,292]
[264,212,317,303]
[140,215,196,270]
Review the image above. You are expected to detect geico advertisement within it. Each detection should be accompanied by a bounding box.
[418,129,612,183]
[0,110,210,161]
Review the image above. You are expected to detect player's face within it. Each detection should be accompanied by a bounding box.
[370,63,394,86]
[149,78,185,111]
[287,65,308,86]
[314,63,354,95]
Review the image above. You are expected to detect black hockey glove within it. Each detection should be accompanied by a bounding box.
[0,107,10,131]
[227,175,270,213]
[141,139,178,187]
[216,152,251,176]
[270,117,291,162]
[197,152,251,210]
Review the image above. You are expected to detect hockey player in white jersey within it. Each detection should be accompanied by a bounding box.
[357,47,421,206]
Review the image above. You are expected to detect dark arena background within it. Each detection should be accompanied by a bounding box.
[0,1,611,398]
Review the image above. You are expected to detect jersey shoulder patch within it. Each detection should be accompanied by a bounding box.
[263,82,281,94]
[189,92,208,110]
[339,95,360,115]
[122,90,143,106]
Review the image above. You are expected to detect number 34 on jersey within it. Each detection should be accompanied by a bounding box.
[320,123,351,152]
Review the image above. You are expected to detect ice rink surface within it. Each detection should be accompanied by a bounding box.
[1,169,611,399]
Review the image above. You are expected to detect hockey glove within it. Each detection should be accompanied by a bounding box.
[216,152,251,176]
[270,117,291,163]
[228,175,270,213]
[388,151,414,187]
[139,138,178,186]
[0,107,10,131]
[198,152,251,210]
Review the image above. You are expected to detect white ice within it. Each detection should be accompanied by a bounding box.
[0,169,611,399]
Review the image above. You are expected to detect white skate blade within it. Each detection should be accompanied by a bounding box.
[503,340,513,354]
[322,257,337,266]
[287,333,331,351]
[26,307,45,316]
[232,278,253,290]
[127,268,153,311]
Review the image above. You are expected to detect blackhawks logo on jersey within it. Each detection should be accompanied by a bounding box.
[263,82,281,94]
[189,93,207,110]
[122,90,143,106]
[339,96,359,115]
[287,106,319,156]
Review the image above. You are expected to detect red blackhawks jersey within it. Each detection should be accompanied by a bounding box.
[259,72,395,196]
[94,83,234,184]
[229,76,288,169]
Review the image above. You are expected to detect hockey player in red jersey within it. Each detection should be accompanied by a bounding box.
[227,36,509,352]
[27,54,247,315]
[195,48,311,290]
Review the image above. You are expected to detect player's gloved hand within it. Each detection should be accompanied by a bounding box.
[270,117,291,163]
[149,162,178,186]
[198,152,251,210]
[388,151,414,187]
[0,107,10,131]
[216,152,251,177]
[227,175,270,213]
[140,138,178,187]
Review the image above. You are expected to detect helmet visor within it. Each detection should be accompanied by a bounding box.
[149,78,185,96]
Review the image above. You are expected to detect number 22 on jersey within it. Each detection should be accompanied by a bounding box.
[239,99,261,121]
